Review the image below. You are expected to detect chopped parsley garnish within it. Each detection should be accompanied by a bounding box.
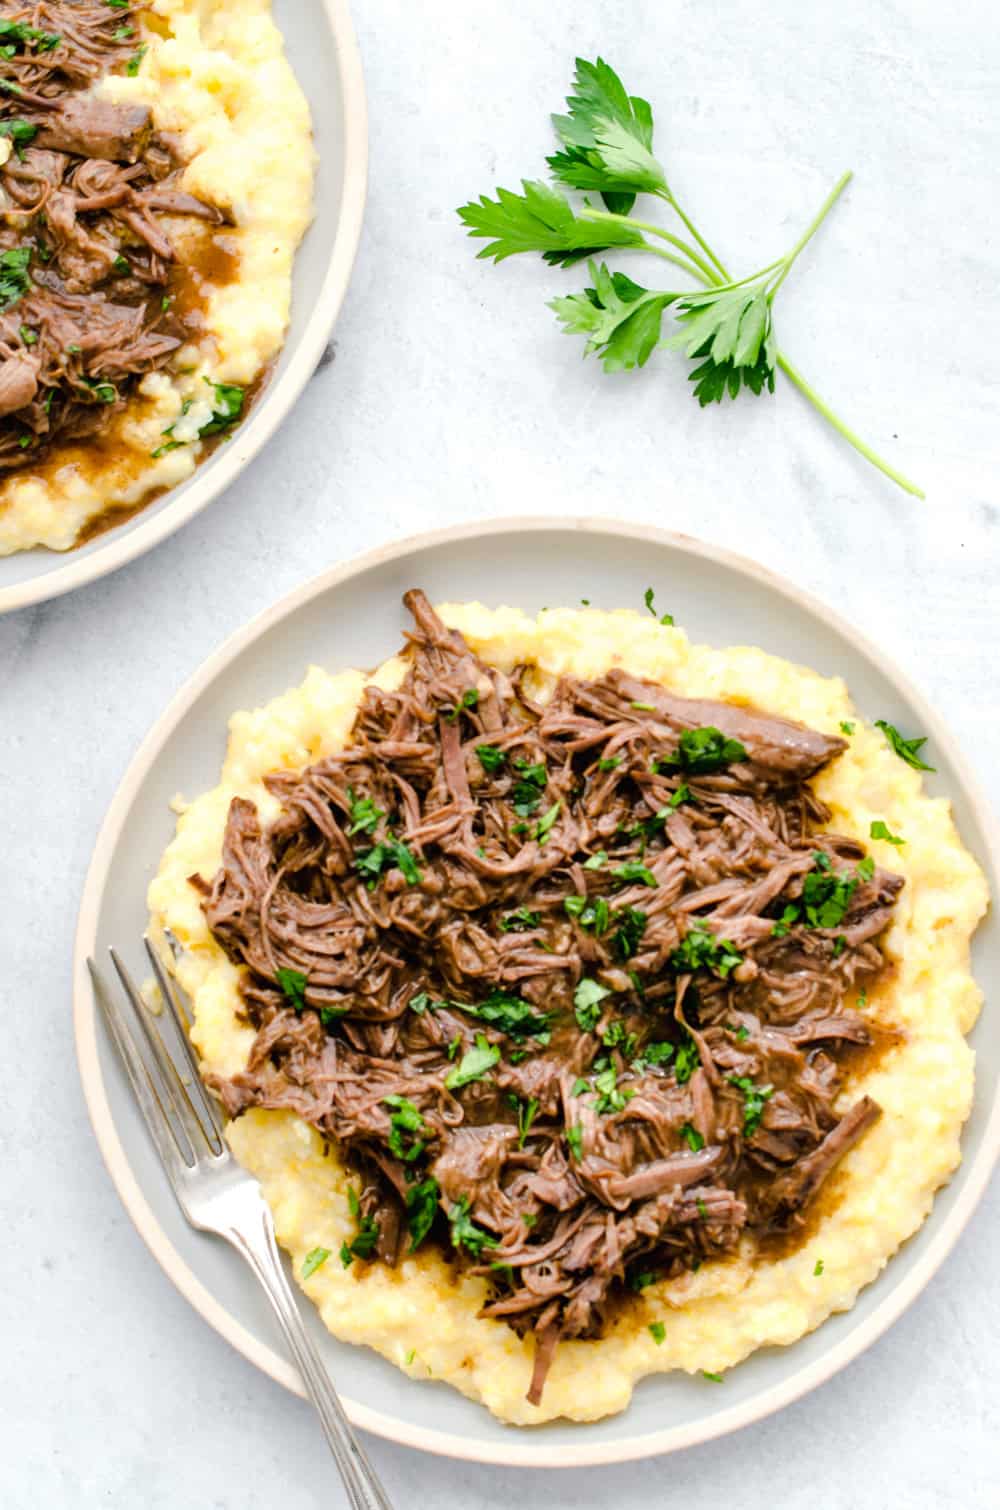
[340,1187,379,1267]
[564,894,611,934]
[669,922,742,978]
[641,1040,675,1067]
[593,1063,633,1113]
[800,860,858,928]
[813,1258,825,1277]
[275,966,308,1012]
[445,1032,500,1090]
[870,818,905,846]
[875,719,935,772]
[673,1033,701,1084]
[0,119,38,159]
[770,904,800,938]
[611,905,647,961]
[649,1321,666,1345]
[574,977,611,1031]
[353,838,422,888]
[534,799,561,843]
[0,247,32,313]
[126,42,147,73]
[446,1034,462,1060]
[346,788,384,836]
[404,1348,416,1365]
[680,1121,705,1151]
[669,783,692,808]
[612,860,657,887]
[448,1196,496,1257]
[511,758,548,816]
[840,720,855,734]
[598,755,622,771]
[383,1095,426,1162]
[583,849,608,870]
[514,1095,540,1148]
[571,1076,590,1097]
[444,688,479,721]
[728,1075,774,1136]
[198,378,245,438]
[0,19,61,49]
[630,1270,659,1291]
[475,743,507,773]
[855,856,875,882]
[409,990,431,1015]
[406,1177,440,1251]
[656,726,748,775]
[631,700,656,712]
[457,988,550,1041]
[498,906,542,932]
[643,587,674,625]
[19,324,37,346]
[696,1197,709,1219]
[565,1123,584,1161]
[301,1246,330,1280]
[702,1370,724,1384]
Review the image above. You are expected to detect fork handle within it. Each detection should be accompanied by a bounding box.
[226,1205,395,1510]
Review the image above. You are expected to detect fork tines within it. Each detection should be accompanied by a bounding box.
[87,938,225,1174]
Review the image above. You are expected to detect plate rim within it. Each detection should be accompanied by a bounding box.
[73,515,1000,1467]
[0,0,369,617]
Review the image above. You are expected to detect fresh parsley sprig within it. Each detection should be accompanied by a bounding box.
[457,56,922,498]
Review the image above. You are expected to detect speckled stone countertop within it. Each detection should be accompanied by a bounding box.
[0,1,997,1505]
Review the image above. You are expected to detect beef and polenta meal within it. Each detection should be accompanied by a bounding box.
[0,0,314,554]
[148,593,987,1424]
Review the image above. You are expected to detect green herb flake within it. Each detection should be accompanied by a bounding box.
[670,922,742,978]
[813,1258,825,1277]
[346,788,385,836]
[598,756,622,772]
[566,1123,584,1161]
[728,1074,774,1136]
[574,977,611,1032]
[649,1321,666,1345]
[301,1246,330,1280]
[702,1370,725,1384]
[445,1031,500,1090]
[475,743,506,774]
[583,849,608,870]
[680,1122,705,1152]
[612,860,657,887]
[840,720,855,734]
[406,1177,440,1251]
[275,967,308,1012]
[448,1196,497,1257]
[498,906,542,933]
[643,586,674,625]
[875,719,935,772]
[383,1095,426,1162]
[870,818,905,846]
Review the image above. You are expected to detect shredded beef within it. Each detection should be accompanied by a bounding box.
[0,2,225,471]
[198,592,903,1404]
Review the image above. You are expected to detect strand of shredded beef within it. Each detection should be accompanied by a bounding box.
[0,2,224,469]
[196,591,902,1404]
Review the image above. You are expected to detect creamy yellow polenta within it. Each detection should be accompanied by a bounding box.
[0,0,315,556]
[148,604,988,1425]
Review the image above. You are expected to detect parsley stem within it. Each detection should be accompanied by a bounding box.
[774,353,926,498]
[766,171,853,302]
[580,208,719,285]
[655,177,924,498]
[657,189,731,284]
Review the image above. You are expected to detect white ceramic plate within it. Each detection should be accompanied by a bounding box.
[74,517,999,1467]
[0,0,367,616]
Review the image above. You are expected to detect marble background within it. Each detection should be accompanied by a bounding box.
[1,1,997,1505]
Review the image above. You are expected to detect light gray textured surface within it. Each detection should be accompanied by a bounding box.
[0,1,997,1506]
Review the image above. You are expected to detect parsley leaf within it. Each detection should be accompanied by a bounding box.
[340,1188,379,1266]
[457,179,645,267]
[534,799,561,844]
[353,838,422,888]
[728,1075,774,1136]
[301,1246,330,1280]
[0,247,32,314]
[649,1321,666,1345]
[445,1032,500,1090]
[643,586,674,624]
[680,1121,705,1151]
[612,906,647,960]
[564,894,611,934]
[275,967,308,1012]
[574,977,611,1031]
[565,1123,584,1161]
[612,860,658,887]
[498,906,542,933]
[870,818,905,846]
[673,1033,701,1084]
[813,1258,825,1277]
[840,720,855,735]
[801,861,858,928]
[456,988,551,1042]
[406,1177,440,1251]
[198,379,245,438]
[476,743,506,773]
[875,720,935,772]
[670,922,742,978]
[346,788,384,836]
[448,1197,496,1257]
[656,726,747,774]
[383,1095,426,1162]
[548,56,664,214]
[551,261,675,369]
[0,119,38,159]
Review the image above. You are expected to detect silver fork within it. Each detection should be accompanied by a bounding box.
[88,939,394,1510]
